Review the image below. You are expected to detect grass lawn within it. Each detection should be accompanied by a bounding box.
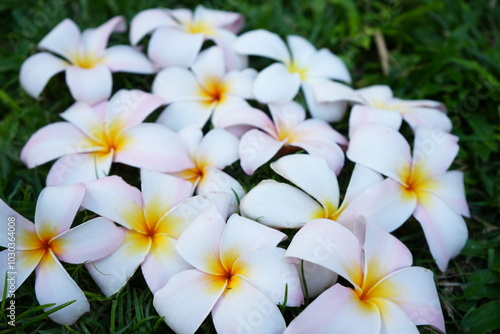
[0,0,499,333]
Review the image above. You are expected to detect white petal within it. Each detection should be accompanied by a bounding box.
[239,129,284,175]
[306,49,351,83]
[148,27,204,68]
[46,152,113,186]
[223,68,257,99]
[65,65,112,105]
[402,107,452,132]
[152,67,206,103]
[38,18,80,61]
[287,35,316,66]
[156,101,214,131]
[422,171,470,217]
[191,46,226,89]
[81,16,126,56]
[253,63,301,104]
[130,8,175,45]
[234,29,290,63]
[312,79,362,104]
[196,168,245,215]
[19,52,68,98]
[348,105,403,137]
[197,128,239,169]
[102,45,155,74]
[302,81,349,122]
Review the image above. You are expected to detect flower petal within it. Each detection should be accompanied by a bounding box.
[306,49,351,83]
[357,85,393,105]
[0,249,43,298]
[196,167,245,213]
[35,251,89,325]
[234,29,290,63]
[19,52,68,98]
[66,64,112,105]
[81,16,126,56]
[114,123,194,172]
[223,68,257,99]
[240,180,323,229]
[413,192,468,272]
[374,299,420,334]
[45,152,113,186]
[130,8,175,45]
[298,260,338,299]
[59,101,103,140]
[197,128,239,169]
[191,46,226,89]
[311,79,363,104]
[347,123,411,185]
[34,184,85,241]
[148,27,204,68]
[402,107,452,132]
[0,200,38,250]
[216,107,276,135]
[302,81,349,122]
[156,101,214,131]
[253,63,301,104]
[50,217,124,264]
[284,284,381,334]
[86,229,151,296]
[211,96,252,128]
[38,19,80,61]
[239,129,283,175]
[271,154,340,214]
[102,45,155,74]
[210,28,248,71]
[342,163,384,205]
[269,101,306,133]
[152,67,206,103]
[212,275,286,334]
[348,105,403,137]
[287,35,316,67]
[154,269,226,334]
[193,5,244,32]
[422,171,470,217]
[285,219,364,288]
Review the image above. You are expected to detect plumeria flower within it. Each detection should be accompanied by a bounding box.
[0,184,124,325]
[21,89,193,186]
[20,17,155,105]
[233,29,351,121]
[313,82,452,134]
[347,123,469,271]
[240,154,385,231]
[218,102,347,175]
[153,205,303,334]
[81,170,231,295]
[284,219,446,334]
[130,5,246,70]
[171,125,245,209]
[152,46,256,131]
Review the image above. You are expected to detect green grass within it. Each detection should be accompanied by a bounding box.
[0,0,499,333]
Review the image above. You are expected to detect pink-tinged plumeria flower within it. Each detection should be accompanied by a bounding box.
[81,170,231,295]
[284,219,446,334]
[152,46,256,131]
[20,17,155,105]
[218,102,347,175]
[233,29,351,121]
[153,205,303,334]
[130,6,246,70]
[313,82,452,134]
[21,89,193,186]
[171,126,245,209]
[240,154,384,231]
[0,184,124,325]
[347,123,469,271]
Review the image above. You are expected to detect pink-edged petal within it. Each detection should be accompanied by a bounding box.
[312,79,362,104]
[269,101,306,133]
[239,129,284,175]
[196,168,245,213]
[253,63,301,103]
[66,64,112,105]
[46,152,113,186]
[284,284,381,334]
[371,267,445,332]
[299,260,338,299]
[34,184,85,241]
[306,49,351,83]
[347,123,411,184]
[197,128,239,169]
[130,8,175,45]
[19,52,69,98]
[271,154,340,214]
[211,96,252,128]
[216,106,276,135]
[287,35,316,67]
[302,81,349,122]
[233,248,303,306]
[212,275,286,334]
[402,107,452,132]
[154,269,226,334]
[82,175,145,232]
[175,205,226,275]
[50,217,124,264]
[293,117,348,146]
[193,5,244,32]
[223,68,257,99]
[59,101,103,140]
[148,27,204,68]
[374,299,420,334]
[35,251,89,325]
[114,123,194,172]
[152,67,206,102]
[169,8,193,24]
[240,180,323,229]
[81,16,126,56]
[102,45,155,74]
[0,200,38,249]
[86,229,151,296]
[339,178,416,232]
[141,234,192,293]
[38,19,80,61]
[343,164,384,203]
[413,192,468,272]
[286,219,364,288]
[234,29,290,63]
[210,29,248,71]
[191,46,226,89]
[220,214,286,271]
[393,97,446,111]
[412,127,459,177]
[156,101,214,131]
[0,249,43,298]
[20,122,95,168]
[348,105,403,137]
[422,171,470,217]
[357,85,393,105]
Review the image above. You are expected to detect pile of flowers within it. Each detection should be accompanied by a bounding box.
[1,5,469,333]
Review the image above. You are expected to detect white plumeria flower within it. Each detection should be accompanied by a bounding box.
[152,46,256,131]
[81,170,232,295]
[347,123,470,271]
[130,5,246,70]
[153,205,303,334]
[218,102,347,175]
[233,29,351,121]
[284,219,446,334]
[313,82,452,135]
[20,17,155,105]
[0,184,124,325]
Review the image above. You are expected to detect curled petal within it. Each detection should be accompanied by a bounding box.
[38,19,80,61]
[306,49,351,83]
[130,8,175,45]
[349,105,403,137]
[234,29,290,63]
[402,107,452,132]
[81,16,126,56]
[19,52,68,98]
[102,45,155,74]
[193,5,244,32]
[302,81,349,122]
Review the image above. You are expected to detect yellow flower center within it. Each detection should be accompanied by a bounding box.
[184,21,213,34]
[71,53,102,69]
[199,77,228,105]
[287,61,308,81]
